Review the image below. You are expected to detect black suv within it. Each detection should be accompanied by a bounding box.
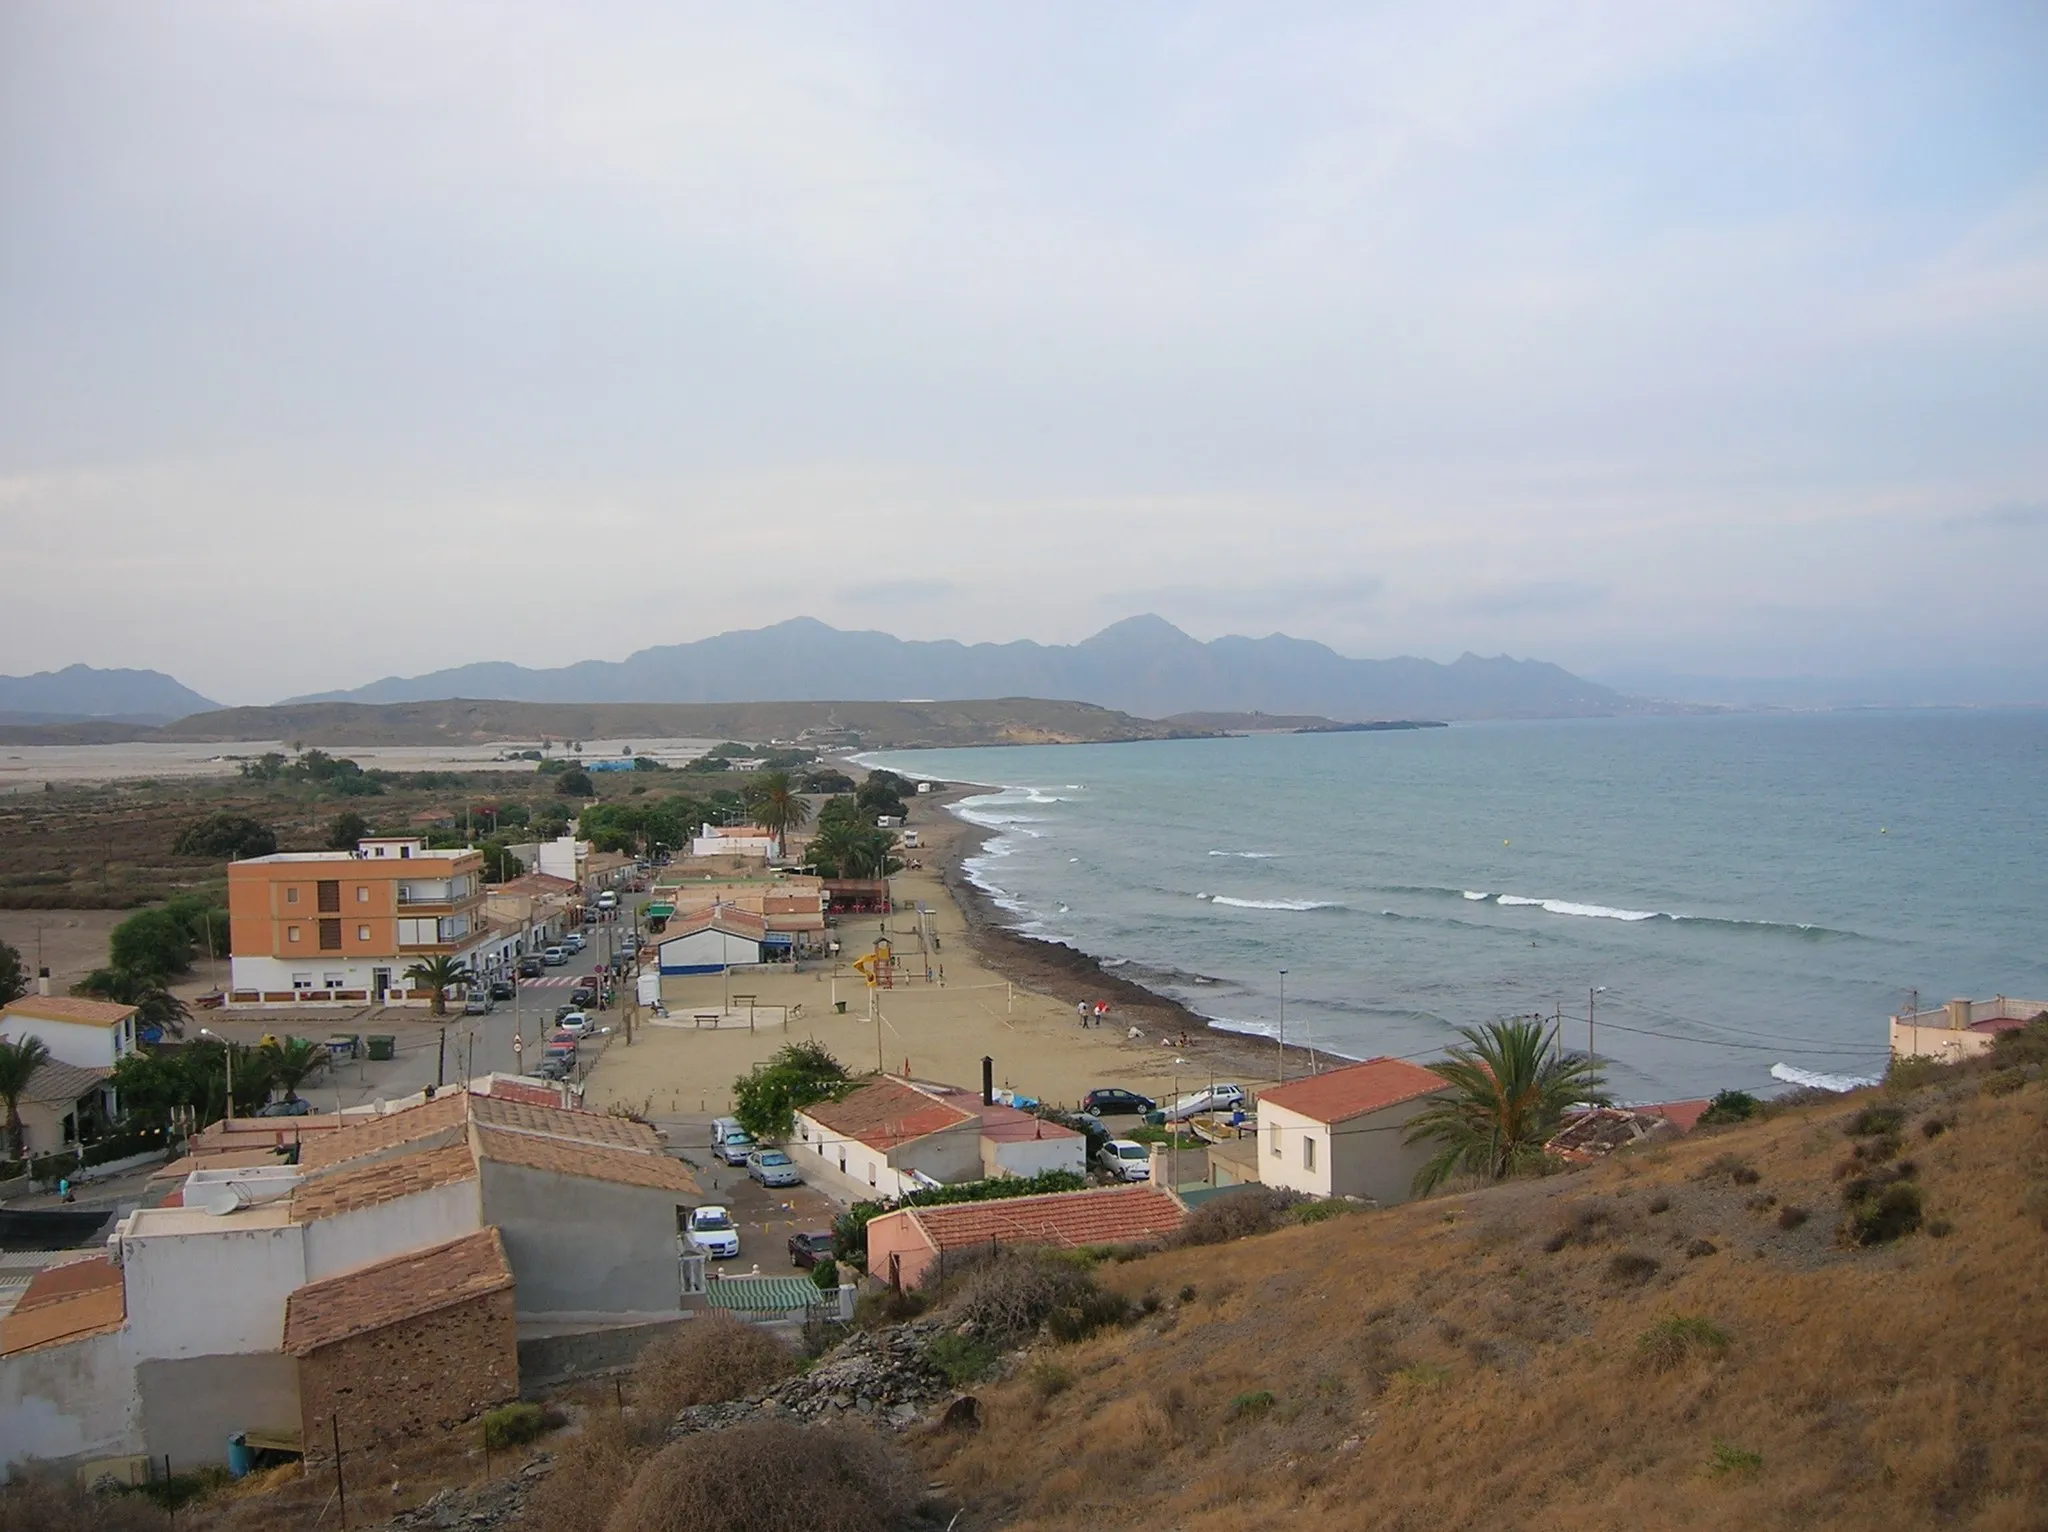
[1081,1087,1157,1116]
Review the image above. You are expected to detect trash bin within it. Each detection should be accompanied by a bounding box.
[226,1433,252,1478]
[834,1000,847,1014]
[366,1034,396,1062]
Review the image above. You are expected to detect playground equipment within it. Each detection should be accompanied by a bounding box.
[852,938,896,989]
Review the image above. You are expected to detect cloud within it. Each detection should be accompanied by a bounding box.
[1471,579,1611,616]
[1944,502,2048,530]
[857,578,957,605]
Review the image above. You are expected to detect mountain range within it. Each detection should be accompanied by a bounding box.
[285,615,1636,720]
[0,665,220,726]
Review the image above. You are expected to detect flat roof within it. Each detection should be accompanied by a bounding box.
[2,995,139,1029]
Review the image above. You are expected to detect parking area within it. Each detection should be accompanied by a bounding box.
[672,1140,845,1272]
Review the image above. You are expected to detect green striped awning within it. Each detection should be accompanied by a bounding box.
[702,1276,819,1312]
[646,902,676,919]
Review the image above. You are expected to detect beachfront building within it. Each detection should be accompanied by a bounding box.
[689,822,782,860]
[0,989,141,1069]
[865,1185,1187,1291]
[225,838,490,1005]
[791,1075,1085,1200]
[1890,995,2048,1065]
[655,908,770,974]
[645,873,825,954]
[1252,1058,1454,1205]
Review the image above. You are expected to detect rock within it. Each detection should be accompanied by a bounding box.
[938,1394,981,1433]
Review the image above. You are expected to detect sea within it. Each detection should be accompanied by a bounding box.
[864,710,2048,1104]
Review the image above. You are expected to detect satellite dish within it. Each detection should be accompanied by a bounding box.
[197,1186,242,1217]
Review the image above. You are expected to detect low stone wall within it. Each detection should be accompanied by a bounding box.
[516,1317,688,1395]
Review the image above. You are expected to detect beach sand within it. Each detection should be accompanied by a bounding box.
[581,785,1329,1119]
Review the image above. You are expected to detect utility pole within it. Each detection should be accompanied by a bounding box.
[1277,970,1287,1084]
[436,1026,446,1088]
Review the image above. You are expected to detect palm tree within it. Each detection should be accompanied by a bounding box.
[260,1037,328,1104]
[74,967,190,1040]
[403,955,470,1017]
[0,1035,53,1160]
[1403,1016,1605,1195]
[746,771,812,857]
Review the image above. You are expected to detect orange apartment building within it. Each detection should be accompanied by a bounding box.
[227,838,493,1006]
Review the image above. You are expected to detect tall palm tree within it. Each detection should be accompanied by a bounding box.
[1403,1016,1605,1195]
[0,1035,53,1160]
[402,956,471,1017]
[260,1037,329,1103]
[74,967,190,1039]
[747,771,812,857]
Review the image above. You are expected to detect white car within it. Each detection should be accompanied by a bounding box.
[1165,1083,1247,1121]
[596,890,619,910]
[684,1205,740,1259]
[556,1012,592,1036]
[1098,1140,1152,1182]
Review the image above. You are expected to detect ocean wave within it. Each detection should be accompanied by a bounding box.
[1771,1063,1880,1093]
[1460,891,1859,939]
[1208,850,1278,859]
[1197,893,1344,912]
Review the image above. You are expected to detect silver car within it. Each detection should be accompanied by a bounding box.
[746,1149,802,1188]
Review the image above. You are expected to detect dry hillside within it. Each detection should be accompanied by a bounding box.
[923,1068,2048,1530]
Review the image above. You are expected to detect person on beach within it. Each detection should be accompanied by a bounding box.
[1077,1001,1089,1027]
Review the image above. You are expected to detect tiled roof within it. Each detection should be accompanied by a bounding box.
[905,1186,1186,1253]
[469,1094,662,1152]
[1,995,138,1028]
[0,1256,126,1354]
[284,1229,512,1356]
[471,1125,700,1194]
[291,1141,478,1223]
[495,873,576,895]
[801,1077,977,1152]
[662,907,768,941]
[1642,1099,1711,1133]
[21,1060,113,1106]
[296,1091,472,1170]
[976,1101,1082,1144]
[1255,1058,1451,1125]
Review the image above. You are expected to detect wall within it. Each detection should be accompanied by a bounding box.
[1889,1020,1997,1063]
[0,1328,140,1471]
[299,1289,518,1467]
[480,1161,683,1318]
[792,1113,983,1200]
[121,1221,307,1359]
[984,1133,1087,1181]
[1256,1102,1332,1198]
[658,927,763,974]
[0,1015,115,1070]
[1261,1095,1449,1205]
[517,1316,685,1394]
[300,1178,482,1283]
[136,1352,299,1468]
[863,1210,939,1290]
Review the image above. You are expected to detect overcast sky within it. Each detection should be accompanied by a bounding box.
[3,2,2045,704]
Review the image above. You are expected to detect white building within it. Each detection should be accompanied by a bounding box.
[0,990,140,1070]
[790,1075,1082,1199]
[1251,1057,1454,1205]
[689,823,781,860]
[655,908,768,974]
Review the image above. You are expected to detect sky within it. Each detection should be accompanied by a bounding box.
[3,2,2046,706]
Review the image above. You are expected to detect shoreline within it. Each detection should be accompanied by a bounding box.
[920,780,1343,1086]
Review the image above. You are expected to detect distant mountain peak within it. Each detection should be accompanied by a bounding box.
[0,665,219,725]
[1081,614,1199,647]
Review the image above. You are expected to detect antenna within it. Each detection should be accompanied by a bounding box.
[198,1186,242,1217]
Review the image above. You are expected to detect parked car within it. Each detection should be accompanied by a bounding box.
[257,1098,312,1117]
[1097,1139,1152,1181]
[556,1012,591,1037]
[1082,1087,1156,1117]
[1164,1084,1246,1121]
[570,983,598,1007]
[536,1056,572,1081]
[542,946,568,966]
[711,1117,755,1166]
[562,932,586,952]
[684,1205,740,1259]
[517,955,544,978]
[463,992,494,1015]
[596,890,619,910]
[490,979,516,1001]
[788,1231,835,1269]
[747,1149,801,1188]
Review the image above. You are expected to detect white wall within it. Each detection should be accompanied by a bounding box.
[792,1113,983,1198]
[300,1178,481,1282]
[120,1223,308,1359]
[658,927,763,973]
[0,1328,141,1470]
[0,1014,120,1069]
[537,837,585,882]
[1258,1095,1448,1205]
[986,1134,1088,1180]
[1256,1102,1333,1198]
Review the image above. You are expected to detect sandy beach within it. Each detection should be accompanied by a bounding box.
[581,784,1331,1120]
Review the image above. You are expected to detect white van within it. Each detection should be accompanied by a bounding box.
[711,1117,755,1166]
[596,890,619,910]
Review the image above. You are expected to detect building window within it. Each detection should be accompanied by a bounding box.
[356,886,369,903]
[357,925,371,942]
[323,973,345,988]
[292,973,313,990]
[318,919,342,951]
[838,1152,847,1174]
[286,887,299,905]
[317,880,341,913]
[1303,1136,1317,1172]
[867,1163,877,1186]
[287,925,302,943]
[1269,1124,1282,1157]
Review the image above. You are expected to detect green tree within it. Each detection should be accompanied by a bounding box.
[0,940,26,1006]
[163,893,228,963]
[108,907,197,977]
[731,1042,854,1142]
[73,968,190,1039]
[744,770,812,852]
[172,813,278,859]
[555,767,596,797]
[403,955,471,1016]
[0,1035,52,1158]
[326,810,371,849]
[479,840,525,883]
[260,1037,328,1103]
[1403,1016,1605,1194]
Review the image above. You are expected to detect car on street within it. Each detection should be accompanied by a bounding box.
[683,1205,740,1259]
[463,992,494,1015]
[788,1231,835,1269]
[710,1118,755,1166]
[596,890,619,910]
[536,1057,572,1081]
[542,946,568,966]
[570,983,598,1007]
[257,1098,312,1117]
[490,979,516,1001]
[1164,1084,1246,1120]
[517,955,544,978]
[1082,1087,1156,1116]
[562,932,586,952]
[1097,1139,1152,1181]
[746,1149,802,1187]
[556,1012,591,1036]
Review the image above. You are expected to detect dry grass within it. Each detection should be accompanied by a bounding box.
[915,1070,2048,1530]
[602,1420,919,1532]
[520,1408,646,1532]
[633,1312,799,1421]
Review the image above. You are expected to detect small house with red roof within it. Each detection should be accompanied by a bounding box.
[1253,1057,1454,1204]
[793,1076,984,1196]
[865,1184,1188,1290]
[655,906,770,974]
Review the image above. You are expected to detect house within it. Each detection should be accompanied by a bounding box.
[226,838,491,1005]
[1891,996,2047,1064]
[644,873,825,952]
[865,1185,1188,1291]
[689,823,782,860]
[906,1080,1087,1180]
[1252,1057,1454,1204]
[1,989,141,1070]
[793,1077,982,1198]
[8,1060,117,1158]
[655,907,770,974]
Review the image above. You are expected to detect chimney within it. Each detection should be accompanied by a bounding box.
[981,1055,994,1107]
[37,967,52,997]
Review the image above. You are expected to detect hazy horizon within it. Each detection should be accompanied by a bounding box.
[4,3,2045,705]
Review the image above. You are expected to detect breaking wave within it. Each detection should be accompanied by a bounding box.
[1770,1063,1881,1093]
[1457,891,1859,940]
[1196,893,1344,912]
[1208,850,1278,859]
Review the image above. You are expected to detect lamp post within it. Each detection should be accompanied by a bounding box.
[199,1028,233,1122]
[1589,986,1606,1069]
[1277,970,1288,1084]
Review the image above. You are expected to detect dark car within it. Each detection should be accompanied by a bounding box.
[517,955,544,978]
[788,1231,836,1269]
[490,979,516,1001]
[1082,1088,1157,1116]
[257,1098,312,1117]
[555,1003,581,1023]
[570,983,598,1007]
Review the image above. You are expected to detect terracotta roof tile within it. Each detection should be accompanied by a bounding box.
[661,908,768,941]
[905,1186,1186,1253]
[0,1257,126,1354]
[21,1060,113,1106]
[291,1141,478,1222]
[284,1229,513,1356]
[2,995,138,1028]
[471,1125,700,1194]
[296,1092,471,1170]
[1255,1058,1451,1125]
[801,1078,977,1152]
[469,1095,662,1151]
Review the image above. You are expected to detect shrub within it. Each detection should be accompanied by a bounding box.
[1711,1442,1764,1477]
[1927,1217,1954,1238]
[1227,1390,1277,1421]
[1293,1198,1359,1225]
[1697,1090,1760,1126]
[1170,1185,1307,1247]
[0,1471,180,1531]
[1777,1205,1811,1230]
[926,1333,999,1386]
[1607,1251,1661,1285]
[1920,1114,1955,1139]
[634,1313,797,1420]
[853,1286,926,1328]
[811,1257,841,1291]
[1646,1194,1671,1215]
[940,1249,1131,1344]
[1982,1069,2027,1098]
[481,1401,552,1450]
[171,813,277,860]
[1028,1358,1074,1399]
[1685,1238,1718,1259]
[1178,1284,1198,1303]
[602,1420,919,1532]
[1694,1151,1762,1186]
[1884,1055,1952,1092]
[1844,1105,1905,1139]
[1636,1314,1730,1372]
[1542,1201,1615,1252]
[1840,1177,1923,1246]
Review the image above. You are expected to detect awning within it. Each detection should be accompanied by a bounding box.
[701,1276,820,1313]
[760,932,794,947]
[646,902,676,919]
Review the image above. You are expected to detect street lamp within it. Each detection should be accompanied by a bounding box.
[199,1028,233,1122]
[1277,970,1288,1084]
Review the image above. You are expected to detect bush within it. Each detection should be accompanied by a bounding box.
[520,1410,645,1532]
[0,1473,171,1531]
[1542,1201,1615,1253]
[1607,1251,1661,1285]
[1227,1390,1277,1421]
[853,1286,927,1328]
[939,1248,1131,1344]
[926,1332,999,1386]
[810,1256,841,1290]
[170,813,277,860]
[1171,1185,1307,1247]
[1292,1198,1360,1225]
[481,1401,551,1450]
[1696,1153,1760,1186]
[1028,1358,1074,1399]
[1839,1174,1923,1246]
[1777,1205,1811,1230]
[634,1313,797,1420]
[602,1420,919,1532]
[1697,1090,1760,1126]
[1844,1105,1906,1139]
[1711,1442,1764,1477]
[1635,1314,1730,1373]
